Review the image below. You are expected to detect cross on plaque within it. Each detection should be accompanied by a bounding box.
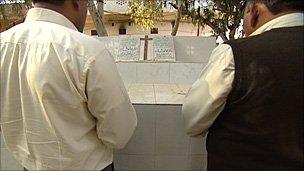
[140,35,153,60]
[186,46,195,55]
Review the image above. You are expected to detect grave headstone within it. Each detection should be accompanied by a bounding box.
[117,36,140,61]
[97,36,140,61]
[152,36,176,61]
[98,35,177,62]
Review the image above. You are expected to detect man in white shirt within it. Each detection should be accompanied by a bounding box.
[0,0,137,170]
[182,0,303,170]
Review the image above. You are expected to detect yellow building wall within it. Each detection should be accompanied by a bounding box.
[83,14,213,37]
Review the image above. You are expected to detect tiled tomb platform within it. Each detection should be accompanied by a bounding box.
[1,36,216,170]
[111,36,216,170]
[118,62,205,105]
[112,62,209,170]
[113,105,208,171]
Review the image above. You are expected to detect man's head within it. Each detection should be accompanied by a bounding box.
[243,0,303,36]
[32,0,88,32]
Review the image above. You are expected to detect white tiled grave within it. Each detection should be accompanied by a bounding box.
[113,65,208,170]
[111,36,215,170]
[127,83,190,105]
[116,62,206,85]
[113,105,208,171]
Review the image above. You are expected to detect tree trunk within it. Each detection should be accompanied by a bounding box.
[88,0,108,36]
[171,0,182,36]
[197,23,200,36]
[229,27,236,40]
[97,1,104,18]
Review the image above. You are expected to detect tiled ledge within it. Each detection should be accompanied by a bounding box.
[116,62,205,85]
[126,84,192,105]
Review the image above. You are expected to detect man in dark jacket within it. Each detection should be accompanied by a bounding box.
[182,0,303,170]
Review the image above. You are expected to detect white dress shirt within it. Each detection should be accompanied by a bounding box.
[0,8,137,170]
[182,13,304,137]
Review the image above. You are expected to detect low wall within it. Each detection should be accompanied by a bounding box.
[174,36,216,63]
[116,62,207,85]
[113,105,207,171]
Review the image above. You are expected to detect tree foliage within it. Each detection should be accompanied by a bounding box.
[0,0,32,30]
[129,0,163,30]
[1,0,246,40]
[129,0,246,40]
[183,0,246,41]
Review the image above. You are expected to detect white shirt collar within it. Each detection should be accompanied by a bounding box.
[250,12,304,36]
[25,7,78,31]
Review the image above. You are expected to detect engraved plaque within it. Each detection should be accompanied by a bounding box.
[97,36,140,61]
[116,36,140,61]
[153,36,176,61]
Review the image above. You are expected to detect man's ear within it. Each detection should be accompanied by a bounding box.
[249,4,260,28]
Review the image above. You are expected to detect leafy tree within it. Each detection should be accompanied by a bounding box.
[129,0,246,40]
[128,0,181,36]
[0,0,32,30]
[129,0,163,30]
[183,0,246,41]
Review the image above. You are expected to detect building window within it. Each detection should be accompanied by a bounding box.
[91,30,98,36]
[112,23,115,26]
[119,28,127,35]
[151,28,158,34]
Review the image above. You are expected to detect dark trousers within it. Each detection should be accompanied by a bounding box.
[102,163,114,171]
[23,163,114,171]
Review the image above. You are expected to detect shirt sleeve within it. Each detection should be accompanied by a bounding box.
[85,49,137,149]
[181,44,235,137]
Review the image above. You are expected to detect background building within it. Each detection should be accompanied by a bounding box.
[83,0,214,36]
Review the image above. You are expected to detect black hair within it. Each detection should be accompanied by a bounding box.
[247,0,304,14]
[32,0,66,5]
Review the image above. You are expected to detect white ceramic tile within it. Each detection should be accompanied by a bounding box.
[170,63,204,84]
[176,84,192,104]
[115,105,156,155]
[176,84,192,94]
[116,63,137,84]
[114,154,155,170]
[155,105,189,155]
[128,84,156,104]
[174,36,216,63]
[155,155,188,170]
[137,63,170,84]
[190,137,207,155]
[154,84,185,104]
[188,155,208,171]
